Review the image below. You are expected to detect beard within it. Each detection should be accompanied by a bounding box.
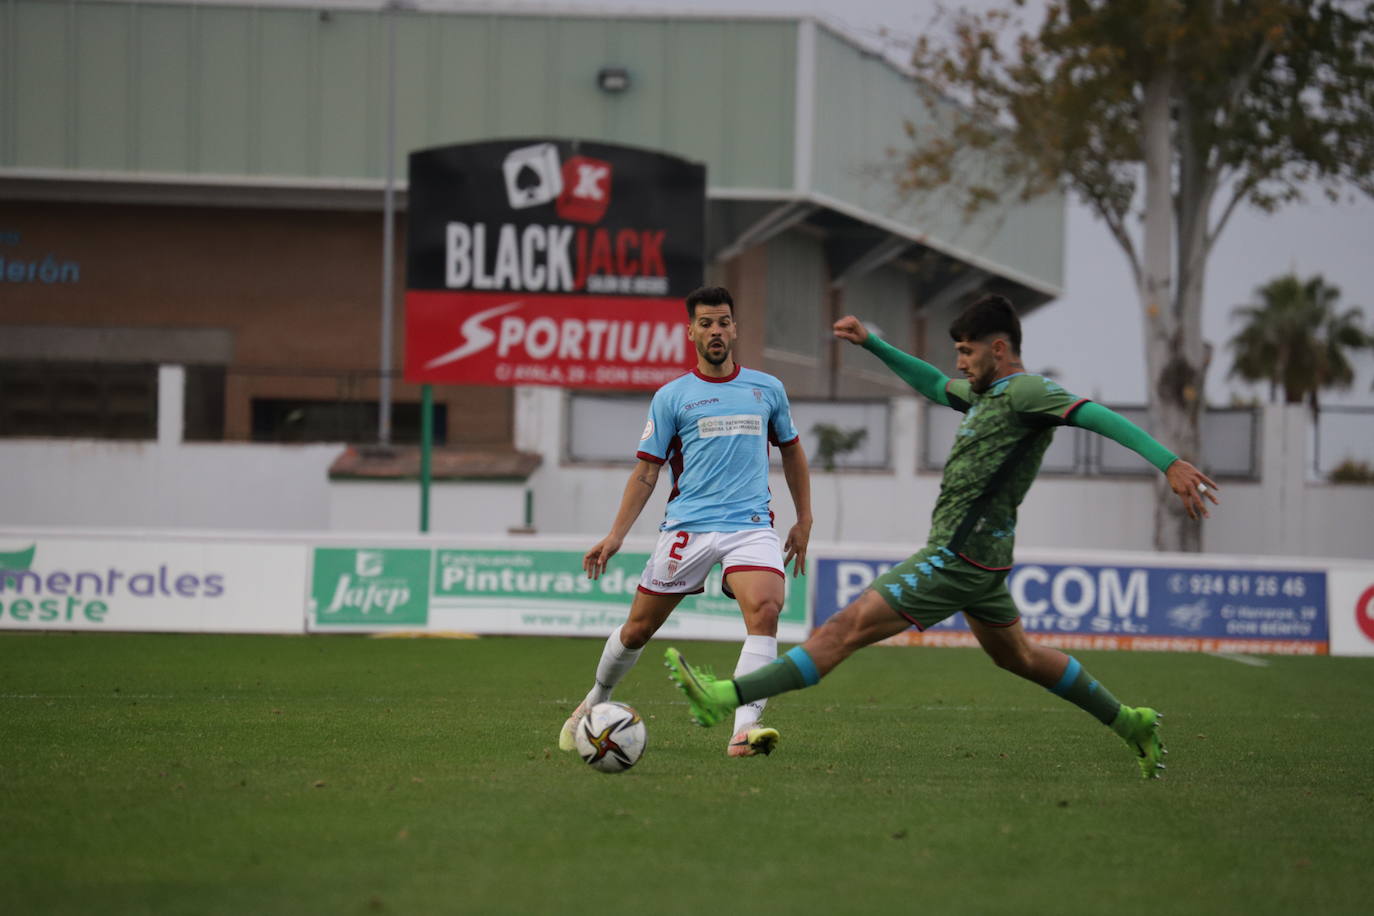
[698,340,730,365]
[967,360,997,393]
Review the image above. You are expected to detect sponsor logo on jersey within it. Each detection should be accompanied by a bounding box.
[697,415,764,438]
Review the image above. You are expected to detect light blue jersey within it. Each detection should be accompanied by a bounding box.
[635,365,800,533]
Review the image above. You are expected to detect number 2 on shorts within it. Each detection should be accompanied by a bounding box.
[668,531,690,561]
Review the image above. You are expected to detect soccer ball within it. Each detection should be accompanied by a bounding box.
[574,701,648,773]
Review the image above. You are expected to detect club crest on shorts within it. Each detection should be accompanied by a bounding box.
[667,559,679,576]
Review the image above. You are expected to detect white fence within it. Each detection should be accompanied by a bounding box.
[0,382,1370,560]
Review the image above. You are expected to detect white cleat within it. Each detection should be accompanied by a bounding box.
[558,701,589,752]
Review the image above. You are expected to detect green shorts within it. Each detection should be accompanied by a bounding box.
[870,545,1020,631]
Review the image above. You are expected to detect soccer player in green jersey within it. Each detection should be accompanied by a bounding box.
[666,294,1220,779]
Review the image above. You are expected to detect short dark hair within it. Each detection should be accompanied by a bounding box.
[685,286,734,318]
[949,294,1021,354]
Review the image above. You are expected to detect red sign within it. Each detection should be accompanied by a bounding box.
[404,139,705,389]
[405,291,691,389]
[557,155,612,224]
[1357,585,1374,642]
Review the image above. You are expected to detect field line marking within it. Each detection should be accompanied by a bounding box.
[1206,652,1271,667]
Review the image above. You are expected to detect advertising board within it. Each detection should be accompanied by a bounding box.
[813,552,1328,654]
[307,544,808,641]
[1328,567,1374,657]
[0,535,306,634]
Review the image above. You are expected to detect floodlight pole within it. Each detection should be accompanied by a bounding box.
[420,384,432,532]
[378,3,399,446]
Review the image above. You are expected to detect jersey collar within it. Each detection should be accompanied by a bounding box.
[989,371,1025,393]
[693,363,742,383]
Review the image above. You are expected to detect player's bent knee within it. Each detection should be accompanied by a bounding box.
[989,647,1034,676]
[750,599,782,624]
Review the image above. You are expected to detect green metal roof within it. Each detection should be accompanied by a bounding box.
[0,0,1063,295]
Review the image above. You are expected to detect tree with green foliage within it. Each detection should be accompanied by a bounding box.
[1228,272,1373,415]
[899,0,1374,550]
[810,423,869,472]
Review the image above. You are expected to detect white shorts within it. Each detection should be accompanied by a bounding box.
[638,529,785,598]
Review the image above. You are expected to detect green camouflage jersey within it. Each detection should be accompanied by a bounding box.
[933,373,1087,569]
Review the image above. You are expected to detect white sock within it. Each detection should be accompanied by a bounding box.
[731,634,777,733]
[581,625,643,708]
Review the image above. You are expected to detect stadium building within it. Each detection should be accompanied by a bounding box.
[5,0,1368,561]
[1,3,1059,446]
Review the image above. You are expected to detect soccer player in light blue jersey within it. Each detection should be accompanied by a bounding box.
[559,286,813,758]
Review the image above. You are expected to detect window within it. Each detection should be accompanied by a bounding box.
[183,365,226,442]
[764,233,827,361]
[769,400,890,470]
[250,399,447,445]
[0,361,157,439]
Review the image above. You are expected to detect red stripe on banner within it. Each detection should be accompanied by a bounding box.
[873,631,1328,655]
[404,291,693,388]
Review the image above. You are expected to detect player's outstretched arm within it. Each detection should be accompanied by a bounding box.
[779,441,813,577]
[1068,402,1220,519]
[583,459,661,580]
[833,315,951,406]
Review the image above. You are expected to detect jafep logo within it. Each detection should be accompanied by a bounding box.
[501,142,612,224]
[310,548,431,627]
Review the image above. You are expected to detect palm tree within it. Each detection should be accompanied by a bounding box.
[1227,273,1374,417]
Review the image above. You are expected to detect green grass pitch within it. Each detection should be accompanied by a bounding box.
[3,632,1372,915]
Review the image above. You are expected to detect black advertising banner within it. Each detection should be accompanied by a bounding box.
[405,139,706,389]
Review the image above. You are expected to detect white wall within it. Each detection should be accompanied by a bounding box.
[1,381,1370,559]
[517,388,1373,560]
[329,480,529,534]
[0,439,341,530]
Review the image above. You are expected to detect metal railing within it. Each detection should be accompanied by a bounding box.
[922,404,1260,479]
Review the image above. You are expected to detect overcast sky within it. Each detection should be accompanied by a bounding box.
[480,0,1374,408]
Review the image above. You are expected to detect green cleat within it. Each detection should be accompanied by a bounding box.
[1123,706,1167,779]
[728,725,780,757]
[663,647,737,727]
